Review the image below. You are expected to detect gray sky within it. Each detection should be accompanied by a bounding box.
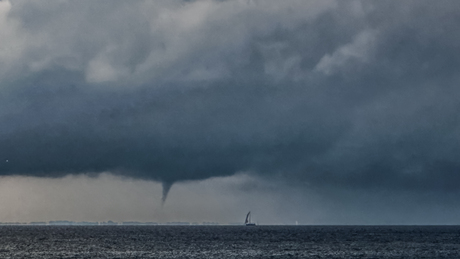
[0,0,459,224]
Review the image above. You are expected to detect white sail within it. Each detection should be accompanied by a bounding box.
[245,211,256,226]
[245,212,250,224]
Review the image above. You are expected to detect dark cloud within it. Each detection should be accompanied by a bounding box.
[1,0,460,198]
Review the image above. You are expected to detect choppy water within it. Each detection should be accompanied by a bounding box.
[0,225,459,258]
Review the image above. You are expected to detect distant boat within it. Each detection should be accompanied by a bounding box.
[245,211,256,226]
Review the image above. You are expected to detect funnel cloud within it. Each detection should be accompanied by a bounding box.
[0,0,460,208]
[161,182,173,205]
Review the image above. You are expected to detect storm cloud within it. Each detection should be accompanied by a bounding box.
[1,0,460,199]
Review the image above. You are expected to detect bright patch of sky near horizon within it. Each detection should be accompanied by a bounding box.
[0,174,460,225]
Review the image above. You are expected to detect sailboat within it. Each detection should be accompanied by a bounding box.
[245,211,256,226]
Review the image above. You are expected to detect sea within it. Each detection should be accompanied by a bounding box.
[0,225,459,258]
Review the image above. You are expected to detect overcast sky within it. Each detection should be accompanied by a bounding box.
[0,0,459,224]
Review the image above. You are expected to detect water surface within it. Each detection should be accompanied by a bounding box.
[0,225,459,258]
